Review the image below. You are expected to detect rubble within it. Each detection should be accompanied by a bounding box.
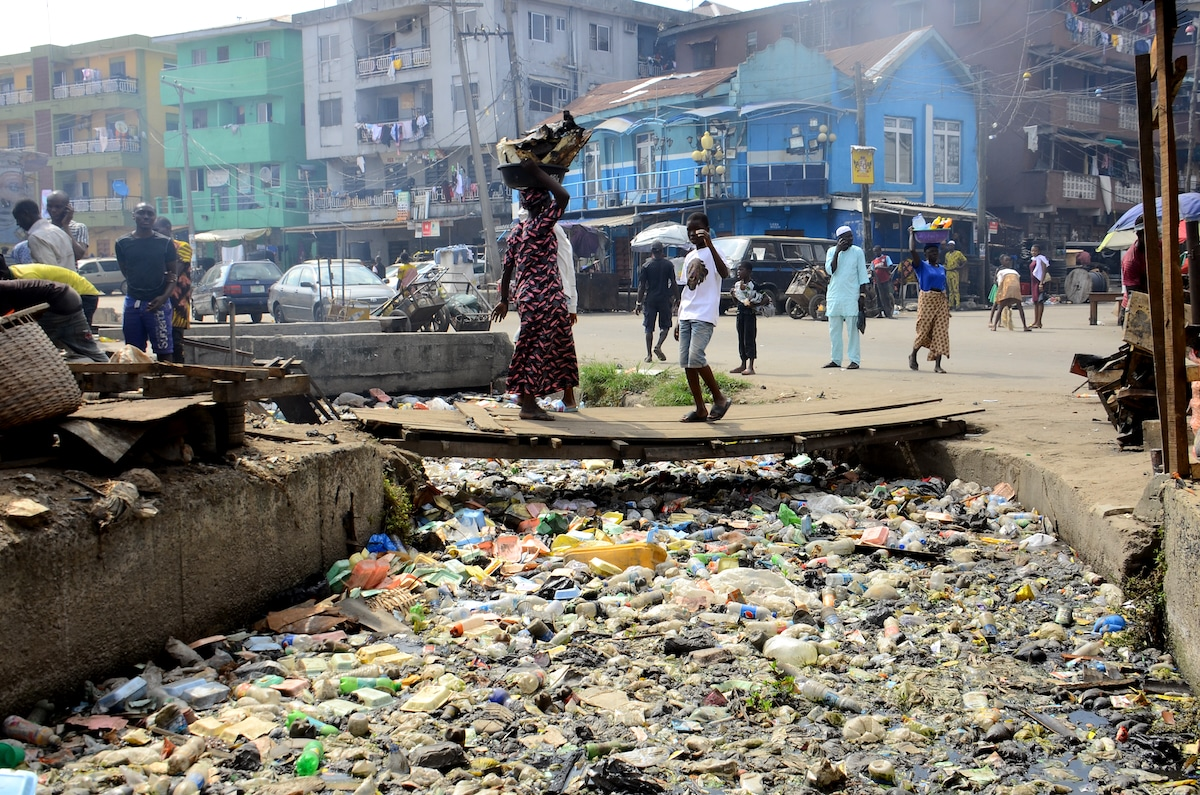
[1,453,1194,795]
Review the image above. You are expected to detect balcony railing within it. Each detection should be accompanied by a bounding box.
[1114,180,1142,204]
[54,138,141,157]
[356,47,433,78]
[355,116,433,146]
[1066,96,1100,125]
[73,197,136,213]
[51,77,138,99]
[309,191,397,211]
[0,89,32,106]
[1119,104,1138,131]
[1062,171,1097,200]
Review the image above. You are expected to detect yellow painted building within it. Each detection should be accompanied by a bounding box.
[0,35,175,256]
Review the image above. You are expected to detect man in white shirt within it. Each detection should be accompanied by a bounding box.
[674,212,732,423]
[553,223,580,411]
[46,191,87,265]
[11,199,75,269]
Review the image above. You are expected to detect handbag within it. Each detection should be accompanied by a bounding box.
[857,310,867,334]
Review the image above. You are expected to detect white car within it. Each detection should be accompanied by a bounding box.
[268,260,395,322]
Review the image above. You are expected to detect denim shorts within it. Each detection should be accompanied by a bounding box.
[678,318,714,368]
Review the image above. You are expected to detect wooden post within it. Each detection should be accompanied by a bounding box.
[1189,221,1200,324]
[1152,0,1191,475]
[1136,53,1167,431]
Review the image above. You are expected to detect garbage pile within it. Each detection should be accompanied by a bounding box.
[3,454,1195,795]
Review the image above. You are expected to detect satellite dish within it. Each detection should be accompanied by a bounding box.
[114,120,129,135]
[259,166,273,183]
[112,180,128,197]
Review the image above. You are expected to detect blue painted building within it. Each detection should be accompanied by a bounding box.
[560,27,981,281]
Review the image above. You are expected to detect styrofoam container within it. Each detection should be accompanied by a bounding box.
[0,770,37,795]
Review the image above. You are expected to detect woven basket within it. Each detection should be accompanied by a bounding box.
[0,306,83,430]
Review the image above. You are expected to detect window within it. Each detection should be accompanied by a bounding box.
[109,58,126,78]
[191,107,208,129]
[953,0,981,25]
[884,116,914,184]
[165,113,179,133]
[933,119,962,184]
[217,46,229,62]
[191,49,208,66]
[233,105,246,125]
[318,97,342,127]
[190,168,205,193]
[319,34,340,61]
[261,164,281,188]
[529,82,560,114]
[589,24,610,52]
[255,40,271,57]
[7,125,25,149]
[692,40,716,69]
[453,80,480,113]
[636,132,656,191]
[459,10,477,32]
[167,171,182,200]
[897,2,923,31]
[53,70,67,86]
[108,171,127,197]
[0,78,12,93]
[55,119,73,144]
[747,30,758,55]
[781,23,796,40]
[256,102,274,123]
[529,12,550,42]
[556,17,566,31]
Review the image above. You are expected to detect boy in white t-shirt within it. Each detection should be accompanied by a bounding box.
[1030,244,1050,329]
[674,212,732,422]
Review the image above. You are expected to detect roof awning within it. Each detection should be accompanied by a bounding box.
[575,213,643,228]
[665,105,736,120]
[871,201,992,223]
[592,117,636,134]
[194,228,271,243]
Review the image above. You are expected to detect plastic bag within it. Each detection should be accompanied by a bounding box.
[777,503,803,527]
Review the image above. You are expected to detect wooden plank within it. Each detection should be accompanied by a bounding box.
[454,401,514,435]
[68,362,156,374]
[58,419,146,462]
[67,396,211,423]
[211,375,312,403]
[144,374,223,398]
[75,373,146,393]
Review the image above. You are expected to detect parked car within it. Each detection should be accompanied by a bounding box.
[191,260,283,323]
[712,235,836,312]
[76,257,125,294]
[268,260,395,322]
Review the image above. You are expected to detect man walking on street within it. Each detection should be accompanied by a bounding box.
[635,241,678,363]
[116,203,179,359]
[675,213,732,422]
[823,225,869,370]
[870,245,895,319]
[11,199,75,269]
[1030,244,1051,329]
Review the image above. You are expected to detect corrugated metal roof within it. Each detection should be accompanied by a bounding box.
[564,68,737,119]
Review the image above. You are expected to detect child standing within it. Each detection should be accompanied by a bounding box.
[729,262,763,375]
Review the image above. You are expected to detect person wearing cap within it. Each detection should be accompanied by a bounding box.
[635,240,678,363]
[1119,219,1146,326]
[908,231,951,373]
[822,225,869,370]
[943,239,966,310]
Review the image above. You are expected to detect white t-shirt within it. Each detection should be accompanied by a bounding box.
[1031,254,1049,282]
[996,267,1020,284]
[677,246,721,324]
[553,224,576,314]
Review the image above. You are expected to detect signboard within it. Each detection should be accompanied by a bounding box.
[988,220,999,234]
[395,191,411,223]
[850,146,875,185]
[414,220,440,238]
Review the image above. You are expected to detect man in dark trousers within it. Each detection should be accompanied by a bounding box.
[0,270,108,361]
[115,203,178,358]
[634,241,679,363]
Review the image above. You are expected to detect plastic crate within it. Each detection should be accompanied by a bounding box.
[911,228,951,245]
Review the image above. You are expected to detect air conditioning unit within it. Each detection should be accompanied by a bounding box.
[624,21,637,34]
[396,18,414,33]
[606,193,622,208]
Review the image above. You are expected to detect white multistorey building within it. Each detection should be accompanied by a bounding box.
[292,0,695,263]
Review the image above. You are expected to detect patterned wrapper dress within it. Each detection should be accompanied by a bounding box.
[504,192,579,397]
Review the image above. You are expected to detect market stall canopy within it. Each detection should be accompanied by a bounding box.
[1098,193,1200,251]
[194,228,271,243]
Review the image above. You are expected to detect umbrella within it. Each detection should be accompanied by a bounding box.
[1099,218,1193,252]
[630,222,691,252]
[1099,193,1200,251]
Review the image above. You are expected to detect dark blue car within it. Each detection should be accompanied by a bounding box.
[191,260,283,323]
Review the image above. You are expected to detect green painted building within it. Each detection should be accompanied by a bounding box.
[156,18,318,262]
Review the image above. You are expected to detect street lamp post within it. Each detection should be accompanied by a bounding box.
[691,127,728,216]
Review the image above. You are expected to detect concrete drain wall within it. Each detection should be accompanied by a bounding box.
[0,442,392,718]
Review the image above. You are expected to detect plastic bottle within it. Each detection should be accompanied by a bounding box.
[3,717,58,747]
[339,677,396,695]
[286,711,338,737]
[628,590,665,609]
[686,558,711,578]
[726,602,774,620]
[762,636,819,667]
[979,611,998,637]
[824,572,859,588]
[294,740,324,777]
[449,615,490,637]
[171,761,212,795]
[511,670,545,694]
[798,680,866,713]
[882,617,903,641]
[0,741,24,769]
[585,741,633,760]
[688,527,719,542]
[805,538,855,557]
[482,595,520,614]
[928,571,947,591]
[526,619,554,642]
[820,588,836,608]
[167,736,206,774]
[819,606,842,635]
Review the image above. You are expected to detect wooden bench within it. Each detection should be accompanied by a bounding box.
[1089,291,1123,325]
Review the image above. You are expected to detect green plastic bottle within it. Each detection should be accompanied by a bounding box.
[285,711,337,737]
[338,677,396,695]
[294,740,324,777]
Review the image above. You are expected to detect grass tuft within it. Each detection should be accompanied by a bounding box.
[578,360,750,408]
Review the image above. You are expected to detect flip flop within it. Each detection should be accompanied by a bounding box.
[708,399,732,422]
[680,410,707,423]
[655,349,667,361]
[562,406,580,413]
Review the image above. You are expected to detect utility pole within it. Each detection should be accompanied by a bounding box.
[975,67,988,302]
[451,0,502,282]
[503,0,527,136]
[1185,19,1200,189]
[161,77,197,262]
[854,63,872,252]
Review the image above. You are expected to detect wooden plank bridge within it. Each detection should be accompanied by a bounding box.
[356,397,983,463]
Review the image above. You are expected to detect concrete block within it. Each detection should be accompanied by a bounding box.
[1134,474,1172,525]
[190,320,382,337]
[1162,485,1200,688]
